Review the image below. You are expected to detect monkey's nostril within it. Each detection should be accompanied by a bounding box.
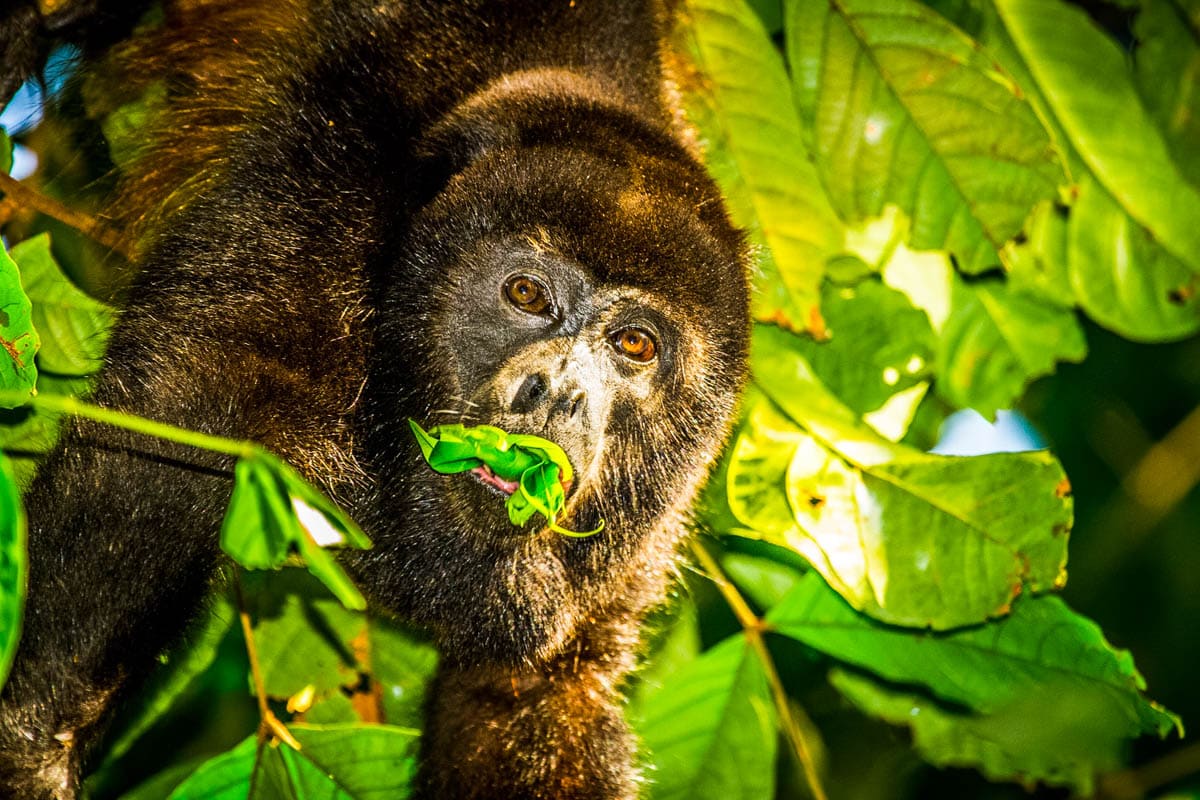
[511,373,549,413]
[569,391,585,419]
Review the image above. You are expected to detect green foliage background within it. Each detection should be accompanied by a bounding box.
[1,0,1199,797]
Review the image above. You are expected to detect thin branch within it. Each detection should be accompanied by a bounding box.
[0,171,131,258]
[234,572,301,751]
[0,391,259,460]
[1099,740,1200,800]
[690,540,829,800]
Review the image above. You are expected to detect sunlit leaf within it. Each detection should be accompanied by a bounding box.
[0,243,39,407]
[1003,201,1074,309]
[168,724,418,800]
[1067,175,1200,341]
[788,278,935,416]
[787,0,1062,273]
[996,0,1200,274]
[768,575,1181,772]
[0,454,26,690]
[7,234,113,376]
[638,636,777,800]
[1134,0,1200,189]
[674,0,843,332]
[936,273,1087,416]
[733,325,1071,629]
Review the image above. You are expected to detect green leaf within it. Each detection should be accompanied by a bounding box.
[245,571,436,726]
[0,374,95,490]
[674,0,843,333]
[831,668,1135,795]
[768,576,1181,777]
[1003,202,1075,309]
[104,592,238,760]
[0,454,26,690]
[408,420,601,536]
[786,0,1062,273]
[735,325,1071,629]
[8,233,113,376]
[369,616,437,728]
[168,724,419,800]
[1067,175,1200,341]
[250,570,365,701]
[0,243,40,406]
[220,449,371,610]
[936,273,1087,416]
[996,0,1200,274]
[786,278,935,416]
[117,756,212,800]
[637,636,777,800]
[1135,0,1200,189]
[629,600,702,715]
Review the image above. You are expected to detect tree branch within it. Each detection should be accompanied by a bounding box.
[690,539,829,800]
[0,172,131,259]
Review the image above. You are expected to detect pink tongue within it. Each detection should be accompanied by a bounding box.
[471,465,520,495]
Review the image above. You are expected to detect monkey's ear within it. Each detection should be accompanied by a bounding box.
[0,0,157,107]
[0,3,47,106]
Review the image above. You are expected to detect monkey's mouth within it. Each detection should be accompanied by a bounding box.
[470,464,519,495]
[468,464,574,499]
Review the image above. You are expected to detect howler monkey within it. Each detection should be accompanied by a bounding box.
[0,1,750,797]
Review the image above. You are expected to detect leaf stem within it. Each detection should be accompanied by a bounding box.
[690,539,829,800]
[234,572,301,751]
[0,391,258,460]
[0,172,131,258]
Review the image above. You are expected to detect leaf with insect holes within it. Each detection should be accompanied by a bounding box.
[0,244,39,407]
[8,234,113,376]
[220,448,372,610]
[408,420,603,537]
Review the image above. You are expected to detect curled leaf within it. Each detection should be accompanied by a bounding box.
[408,420,603,537]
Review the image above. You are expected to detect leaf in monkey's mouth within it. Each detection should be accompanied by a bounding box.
[408,420,602,538]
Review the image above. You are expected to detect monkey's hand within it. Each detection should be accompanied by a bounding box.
[0,669,105,800]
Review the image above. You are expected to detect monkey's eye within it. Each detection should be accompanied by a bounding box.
[503,275,553,315]
[611,327,657,363]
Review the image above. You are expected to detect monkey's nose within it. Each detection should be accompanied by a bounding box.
[560,390,586,420]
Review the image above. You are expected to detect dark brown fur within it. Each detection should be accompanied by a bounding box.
[0,3,750,798]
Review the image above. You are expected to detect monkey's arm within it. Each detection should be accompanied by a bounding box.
[0,346,235,798]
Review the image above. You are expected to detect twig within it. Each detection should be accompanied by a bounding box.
[1099,740,1200,799]
[0,391,259,460]
[234,572,301,751]
[0,171,131,258]
[690,540,829,800]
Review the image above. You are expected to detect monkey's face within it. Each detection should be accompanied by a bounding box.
[356,125,749,666]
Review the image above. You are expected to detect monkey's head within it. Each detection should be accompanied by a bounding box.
[354,80,749,666]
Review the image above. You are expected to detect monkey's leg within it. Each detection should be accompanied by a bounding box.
[416,621,642,800]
